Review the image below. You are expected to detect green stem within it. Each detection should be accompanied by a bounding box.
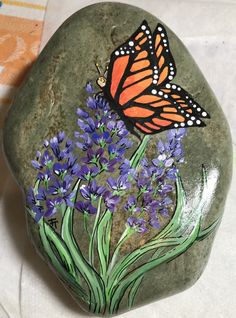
[107,227,133,276]
[83,213,91,239]
[130,135,151,169]
[89,196,103,266]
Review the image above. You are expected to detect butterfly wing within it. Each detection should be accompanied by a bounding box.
[152,23,177,87]
[122,84,210,134]
[104,21,210,135]
[105,20,155,107]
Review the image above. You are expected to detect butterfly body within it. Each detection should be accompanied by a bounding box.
[98,20,210,135]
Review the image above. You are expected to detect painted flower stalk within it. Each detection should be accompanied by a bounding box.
[27,83,219,315]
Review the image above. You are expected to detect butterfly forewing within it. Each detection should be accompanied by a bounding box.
[105,20,156,106]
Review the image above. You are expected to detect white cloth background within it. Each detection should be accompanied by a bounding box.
[1,0,236,317]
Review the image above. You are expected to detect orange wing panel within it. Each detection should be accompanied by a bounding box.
[119,78,152,105]
[110,55,130,98]
[123,106,154,118]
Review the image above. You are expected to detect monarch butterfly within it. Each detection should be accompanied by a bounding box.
[96,20,210,135]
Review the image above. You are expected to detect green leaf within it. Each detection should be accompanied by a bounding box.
[39,218,88,302]
[128,276,143,309]
[97,209,113,279]
[89,196,103,266]
[109,220,201,314]
[61,203,106,313]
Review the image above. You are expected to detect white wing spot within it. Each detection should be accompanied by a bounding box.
[202,112,207,117]
[141,25,147,30]
[115,51,119,56]
[152,89,157,95]
[129,41,134,46]
[158,91,164,96]
[187,120,193,126]
[158,27,163,31]
[166,83,171,88]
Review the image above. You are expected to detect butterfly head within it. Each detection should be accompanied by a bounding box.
[95,63,108,89]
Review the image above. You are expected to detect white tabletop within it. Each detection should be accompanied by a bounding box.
[1,1,236,317]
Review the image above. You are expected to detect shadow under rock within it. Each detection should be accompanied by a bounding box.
[1,135,89,316]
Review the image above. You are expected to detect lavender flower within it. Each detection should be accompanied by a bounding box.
[80,180,106,201]
[85,82,94,94]
[27,82,186,235]
[103,191,120,212]
[127,217,148,234]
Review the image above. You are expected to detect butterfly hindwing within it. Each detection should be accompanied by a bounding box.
[122,83,208,134]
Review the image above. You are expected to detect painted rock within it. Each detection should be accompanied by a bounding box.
[3,2,232,316]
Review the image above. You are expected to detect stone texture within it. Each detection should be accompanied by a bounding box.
[3,2,232,316]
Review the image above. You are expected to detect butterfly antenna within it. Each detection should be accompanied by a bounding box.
[95,63,102,75]
[104,65,109,76]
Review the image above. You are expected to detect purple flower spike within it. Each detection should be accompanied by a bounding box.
[100,157,118,172]
[57,131,65,143]
[77,165,99,181]
[53,162,67,176]
[80,180,106,201]
[149,217,160,229]
[45,197,63,217]
[75,201,97,215]
[124,196,140,213]
[49,136,63,160]
[87,96,97,110]
[36,187,47,201]
[92,131,112,147]
[103,191,120,212]
[127,216,148,233]
[27,188,36,205]
[85,82,94,94]
[41,150,54,167]
[77,107,89,119]
[76,133,93,151]
[107,175,130,192]
[31,160,42,170]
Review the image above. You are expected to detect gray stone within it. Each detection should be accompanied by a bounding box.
[3,2,232,316]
